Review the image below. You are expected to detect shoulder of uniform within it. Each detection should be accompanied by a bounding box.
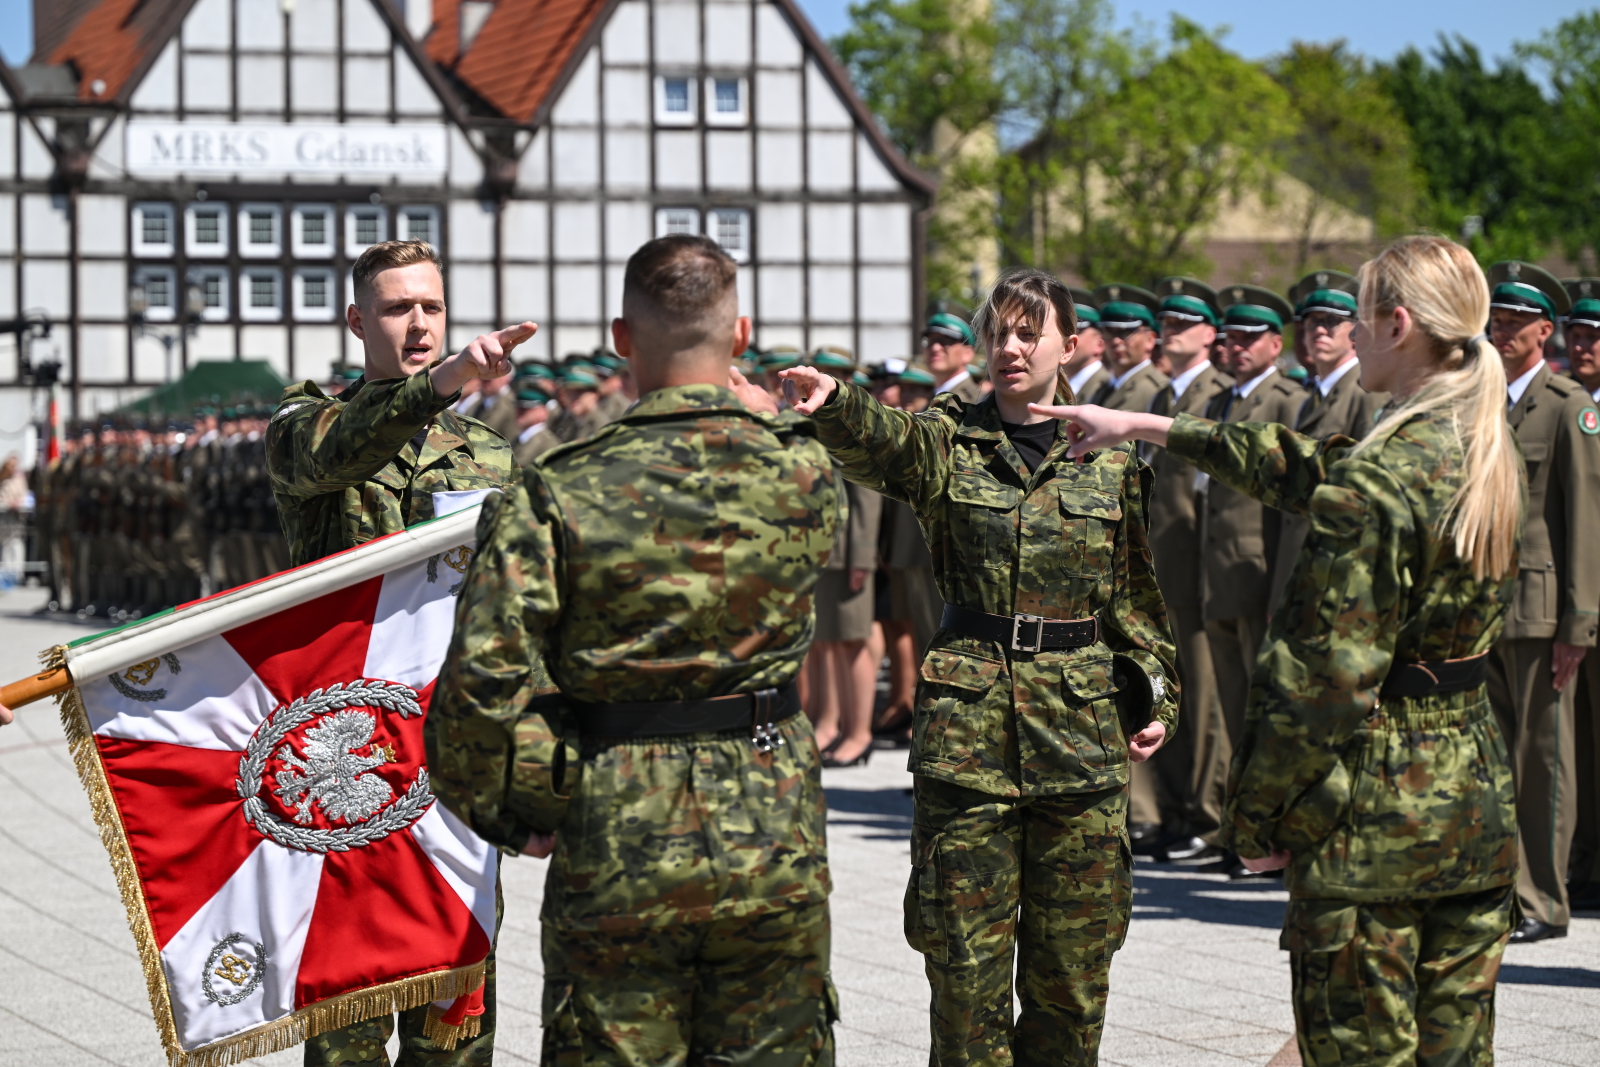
[270,382,332,426]
[1268,375,1304,396]
[1545,373,1582,399]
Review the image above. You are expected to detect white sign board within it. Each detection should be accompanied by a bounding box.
[125,121,449,177]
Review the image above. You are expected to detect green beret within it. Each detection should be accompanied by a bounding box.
[1290,270,1359,318]
[810,347,856,370]
[589,351,625,375]
[898,365,936,386]
[924,312,977,347]
[1220,284,1293,333]
[1155,276,1221,326]
[1489,261,1569,319]
[516,360,556,382]
[1092,283,1159,330]
[1563,278,1600,328]
[760,347,801,371]
[1067,286,1100,327]
[852,371,872,388]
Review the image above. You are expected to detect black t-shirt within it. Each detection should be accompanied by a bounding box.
[1001,418,1058,473]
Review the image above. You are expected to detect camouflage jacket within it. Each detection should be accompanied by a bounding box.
[1169,412,1522,897]
[426,384,841,924]
[810,383,1178,798]
[267,371,516,566]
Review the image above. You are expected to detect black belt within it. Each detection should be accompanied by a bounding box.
[1380,653,1490,700]
[575,682,798,751]
[940,603,1100,653]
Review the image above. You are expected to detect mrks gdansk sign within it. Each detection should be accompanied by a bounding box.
[125,121,450,177]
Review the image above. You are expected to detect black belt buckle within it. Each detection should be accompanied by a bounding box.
[751,687,785,753]
[1011,613,1044,653]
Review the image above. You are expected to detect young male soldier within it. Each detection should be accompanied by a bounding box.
[1198,284,1306,878]
[1484,261,1600,942]
[426,235,843,1064]
[1066,286,1111,400]
[1089,283,1169,410]
[267,239,526,1064]
[1143,278,1233,862]
[924,311,987,403]
[1268,271,1388,611]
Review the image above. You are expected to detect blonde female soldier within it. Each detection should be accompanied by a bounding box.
[782,267,1178,1066]
[1040,236,1523,1066]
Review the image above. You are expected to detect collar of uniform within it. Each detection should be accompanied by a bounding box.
[1234,364,1277,399]
[430,407,477,457]
[1316,357,1358,397]
[625,382,752,420]
[1168,359,1210,399]
[1507,360,1545,409]
[950,389,1006,442]
[1109,359,1151,390]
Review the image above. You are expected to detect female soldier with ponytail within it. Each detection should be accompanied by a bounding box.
[1042,236,1523,1066]
[781,267,1178,1066]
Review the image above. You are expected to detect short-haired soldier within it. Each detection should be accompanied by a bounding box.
[426,235,844,1064]
[267,239,531,1064]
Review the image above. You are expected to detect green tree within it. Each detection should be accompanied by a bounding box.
[1518,13,1600,266]
[1267,41,1424,273]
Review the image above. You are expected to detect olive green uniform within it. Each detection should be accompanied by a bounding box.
[427,384,843,1067]
[809,383,1178,1067]
[1089,361,1169,413]
[267,369,516,1066]
[1172,409,1520,1067]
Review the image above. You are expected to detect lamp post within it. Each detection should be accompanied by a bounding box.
[130,282,206,387]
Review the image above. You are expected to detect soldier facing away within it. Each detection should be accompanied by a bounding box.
[426,235,843,1065]
[1051,236,1524,1067]
[782,267,1178,1067]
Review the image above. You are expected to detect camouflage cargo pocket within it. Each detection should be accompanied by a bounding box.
[1059,655,1124,769]
[1057,488,1122,578]
[916,649,1002,766]
[904,827,949,962]
[540,976,582,1067]
[946,471,1019,574]
[1104,837,1134,955]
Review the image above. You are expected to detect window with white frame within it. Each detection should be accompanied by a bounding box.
[655,75,697,125]
[294,269,338,321]
[239,204,282,258]
[710,209,750,261]
[705,77,748,126]
[346,206,386,256]
[133,267,177,322]
[655,208,700,237]
[132,203,175,257]
[186,203,229,257]
[293,204,335,258]
[188,267,230,321]
[398,206,439,247]
[240,268,282,321]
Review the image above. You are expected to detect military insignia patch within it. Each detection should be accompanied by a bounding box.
[1580,408,1600,435]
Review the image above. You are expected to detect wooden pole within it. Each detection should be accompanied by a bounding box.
[0,666,72,709]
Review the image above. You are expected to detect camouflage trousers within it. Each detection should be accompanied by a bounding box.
[540,900,837,1066]
[1284,885,1514,1067]
[906,778,1132,1067]
[302,967,496,1066]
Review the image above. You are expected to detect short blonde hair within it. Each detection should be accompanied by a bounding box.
[351,239,442,304]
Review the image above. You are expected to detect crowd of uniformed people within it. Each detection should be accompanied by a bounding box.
[12,233,1600,1066]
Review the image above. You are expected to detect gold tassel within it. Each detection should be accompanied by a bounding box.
[422,1001,484,1050]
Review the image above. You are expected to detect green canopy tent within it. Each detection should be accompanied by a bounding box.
[115,361,289,416]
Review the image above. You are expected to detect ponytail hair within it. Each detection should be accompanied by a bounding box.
[1351,236,1522,581]
[972,267,1082,404]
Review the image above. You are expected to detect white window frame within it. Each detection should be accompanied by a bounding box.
[185,202,230,258]
[240,267,283,322]
[293,268,339,322]
[709,208,751,262]
[132,203,176,258]
[655,74,697,126]
[238,203,282,259]
[655,207,700,238]
[292,203,336,259]
[188,267,231,322]
[133,266,177,322]
[704,76,749,127]
[345,206,387,257]
[397,205,440,247]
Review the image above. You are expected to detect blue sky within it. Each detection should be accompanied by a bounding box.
[0,0,1593,67]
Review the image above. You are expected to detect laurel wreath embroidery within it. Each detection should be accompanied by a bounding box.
[107,653,182,702]
[427,545,473,596]
[236,680,433,853]
[201,933,268,1007]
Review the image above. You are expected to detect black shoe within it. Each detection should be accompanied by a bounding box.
[1128,822,1164,855]
[1156,836,1215,863]
[1509,918,1568,943]
[1569,885,1600,912]
[821,744,872,768]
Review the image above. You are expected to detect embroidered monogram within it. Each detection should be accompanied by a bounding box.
[201,933,267,1007]
[427,545,474,596]
[108,652,182,701]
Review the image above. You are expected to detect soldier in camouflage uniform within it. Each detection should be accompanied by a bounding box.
[1050,236,1524,1067]
[427,234,842,1066]
[267,239,526,1065]
[784,267,1178,1067]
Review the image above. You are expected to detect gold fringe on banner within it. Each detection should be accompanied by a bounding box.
[48,644,489,1067]
[422,1001,485,1051]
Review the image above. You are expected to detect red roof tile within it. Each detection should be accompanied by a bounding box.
[427,0,611,125]
[47,0,180,102]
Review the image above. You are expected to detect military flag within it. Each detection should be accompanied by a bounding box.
[9,502,496,1066]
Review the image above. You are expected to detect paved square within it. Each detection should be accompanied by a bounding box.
[3,587,1597,1065]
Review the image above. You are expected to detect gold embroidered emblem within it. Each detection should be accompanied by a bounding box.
[214,954,252,986]
[125,659,161,686]
[441,545,472,573]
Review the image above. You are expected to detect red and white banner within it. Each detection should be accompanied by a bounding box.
[50,499,496,1067]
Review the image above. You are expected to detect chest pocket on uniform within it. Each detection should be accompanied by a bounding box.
[947,472,1020,570]
[1058,488,1122,578]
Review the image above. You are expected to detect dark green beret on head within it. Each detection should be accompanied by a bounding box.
[516,360,556,383]
[1155,276,1221,326]
[561,364,601,389]
[1221,284,1294,333]
[1488,261,1570,319]
[1563,278,1600,328]
[1290,270,1359,318]
[1092,283,1159,330]
[1066,286,1101,327]
[516,385,552,406]
[924,312,977,347]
